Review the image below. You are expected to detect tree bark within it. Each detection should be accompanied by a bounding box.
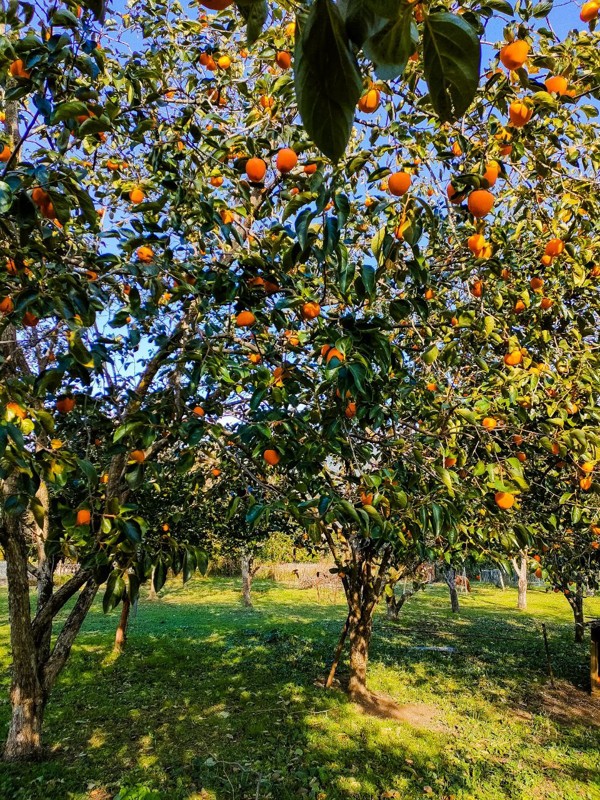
[443,566,460,613]
[241,551,253,608]
[2,495,46,761]
[570,590,585,643]
[114,598,131,653]
[512,555,528,611]
[325,613,350,688]
[385,592,399,620]
[148,567,157,600]
[347,613,372,699]
[31,481,54,663]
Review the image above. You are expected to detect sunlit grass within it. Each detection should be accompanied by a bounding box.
[0,579,599,800]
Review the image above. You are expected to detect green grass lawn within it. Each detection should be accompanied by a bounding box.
[1,579,599,800]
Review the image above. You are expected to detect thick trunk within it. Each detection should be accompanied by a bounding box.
[4,683,46,762]
[444,567,460,613]
[114,599,131,653]
[2,489,45,761]
[512,555,528,610]
[241,552,253,608]
[348,614,372,699]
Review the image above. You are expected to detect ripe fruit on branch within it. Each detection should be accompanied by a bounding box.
[388,171,412,196]
[504,350,523,366]
[56,396,75,414]
[245,157,266,183]
[357,88,380,113]
[275,51,291,70]
[9,59,30,79]
[545,238,564,257]
[495,491,515,509]
[129,187,145,204]
[263,449,280,465]
[276,148,298,174]
[236,310,256,327]
[136,245,154,263]
[509,101,533,128]
[545,75,568,95]
[76,509,91,526]
[580,2,599,22]
[499,40,530,71]
[300,301,321,320]
[468,190,494,218]
[325,348,345,365]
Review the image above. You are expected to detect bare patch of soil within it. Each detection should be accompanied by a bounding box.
[319,675,445,729]
[534,680,600,728]
[354,689,444,729]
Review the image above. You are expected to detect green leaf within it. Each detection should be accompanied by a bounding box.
[51,101,90,123]
[0,181,13,214]
[364,0,402,16]
[341,0,387,48]
[81,0,107,21]
[484,0,513,13]
[422,345,439,365]
[422,12,481,121]
[361,264,376,297]
[153,560,167,592]
[30,497,46,529]
[435,466,455,495]
[236,1,268,46]
[103,570,125,613]
[226,495,241,521]
[363,5,417,80]
[371,226,386,261]
[76,458,97,486]
[196,549,209,575]
[295,0,363,161]
[338,499,361,524]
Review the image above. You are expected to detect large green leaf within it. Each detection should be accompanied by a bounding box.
[422,12,481,121]
[340,0,387,48]
[236,1,268,46]
[363,5,417,80]
[295,0,363,161]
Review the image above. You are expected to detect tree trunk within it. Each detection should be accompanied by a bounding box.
[114,599,131,653]
[571,591,585,643]
[512,555,528,610]
[497,569,505,591]
[4,681,45,762]
[385,592,399,620]
[148,568,157,600]
[444,567,460,613]
[241,552,253,608]
[32,481,54,663]
[348,613,372,699]
[2,488,45,761]
[325,613,350,688]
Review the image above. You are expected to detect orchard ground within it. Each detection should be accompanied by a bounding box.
[1,580,599,800]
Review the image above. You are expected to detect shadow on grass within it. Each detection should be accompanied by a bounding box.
[0,580,598,800]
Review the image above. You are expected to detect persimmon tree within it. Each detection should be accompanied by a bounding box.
[0,0,599,758]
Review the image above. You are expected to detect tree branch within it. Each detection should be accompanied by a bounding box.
[42,578,98,693]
